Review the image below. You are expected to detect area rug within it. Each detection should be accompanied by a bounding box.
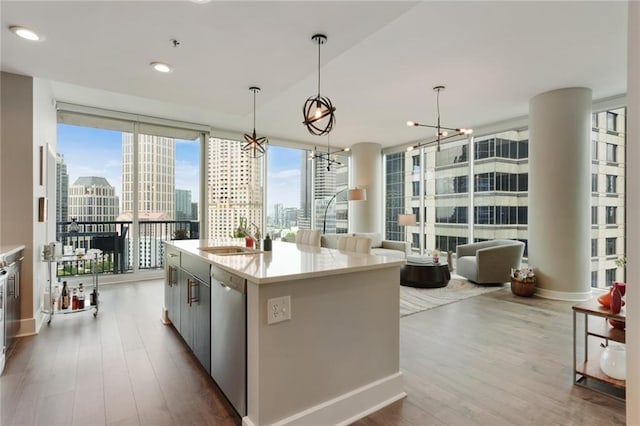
[400,278,506,317]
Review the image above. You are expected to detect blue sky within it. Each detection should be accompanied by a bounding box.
[57,124,303,210]
[267,146,303,209]
[57,124,200,201]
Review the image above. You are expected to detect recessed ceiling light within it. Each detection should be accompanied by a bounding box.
[150,62,173,73]
[9,25,41,41]
[190,0,212,3]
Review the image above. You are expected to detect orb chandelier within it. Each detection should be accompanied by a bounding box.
[302,34,336,136]
[406,85,472,152]
[242,86,267,158]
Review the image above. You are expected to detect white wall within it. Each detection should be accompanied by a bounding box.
[32,77,57,332]
[349,142,382,233]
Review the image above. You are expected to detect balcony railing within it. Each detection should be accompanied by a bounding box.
[56,220,199,278]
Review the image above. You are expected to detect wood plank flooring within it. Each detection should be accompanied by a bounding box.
[0,279,238,426]
[0,280,626,425]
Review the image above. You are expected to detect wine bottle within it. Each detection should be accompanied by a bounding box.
[78,287,85,309]
[72,288,78,310]
[61,281,69,309]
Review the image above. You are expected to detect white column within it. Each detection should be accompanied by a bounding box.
[349,142,382,233]
[626,1,639,422]
[528,87,592,300]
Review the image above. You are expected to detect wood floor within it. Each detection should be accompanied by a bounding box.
[0,280,625,425]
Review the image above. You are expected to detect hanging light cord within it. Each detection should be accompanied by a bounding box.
[252,89,256,132]
[317,37,322,97]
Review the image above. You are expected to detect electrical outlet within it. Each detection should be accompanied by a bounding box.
[267,296,291,325]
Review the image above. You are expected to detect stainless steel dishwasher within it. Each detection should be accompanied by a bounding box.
[210,265,246,416]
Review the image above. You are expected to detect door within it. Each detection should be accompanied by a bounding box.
[194,278,211,374]
[165,264,181,330]
[179,270,195,350]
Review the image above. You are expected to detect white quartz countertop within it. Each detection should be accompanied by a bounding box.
[0,244,26,260]
[166,239,405,284]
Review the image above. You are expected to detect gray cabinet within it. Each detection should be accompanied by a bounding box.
[194,279,211,374]
[179,271,195,349]
[165,245,181,330]
[166,250,211,374]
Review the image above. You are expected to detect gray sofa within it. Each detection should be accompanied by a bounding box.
[455,240,525,284]
[321,233,410,259]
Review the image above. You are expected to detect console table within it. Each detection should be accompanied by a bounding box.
[572,298,625,400]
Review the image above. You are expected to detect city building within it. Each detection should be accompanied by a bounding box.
[206,137,262,239]
[55,153,69,224]
[67,176,119,226]
[387,107,626,290]
[175,189,192,221]
[121,133,175,220]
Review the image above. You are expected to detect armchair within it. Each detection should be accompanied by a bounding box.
[455,240,525,284]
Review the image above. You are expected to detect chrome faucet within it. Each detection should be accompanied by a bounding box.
[239,223,261,249]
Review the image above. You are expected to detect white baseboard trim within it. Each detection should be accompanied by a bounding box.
[535,287,593,301]
[242,372,406,426]
[34,309,49,334]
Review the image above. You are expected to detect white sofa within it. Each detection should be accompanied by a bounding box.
[321,233,410,259]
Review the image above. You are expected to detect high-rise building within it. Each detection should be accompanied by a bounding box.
[175,189,192,221]
[387,107,626,290]
[68,176,119,230]
[206,138,262,239]
[121,133,175,220]
[56,153,69,225]
[191,202,199,221]
[313,154,348,234]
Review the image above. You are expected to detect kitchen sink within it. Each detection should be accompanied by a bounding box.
[199,246,262,255]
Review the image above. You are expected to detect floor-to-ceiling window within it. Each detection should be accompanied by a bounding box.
[591,107,626,287]
[56,105,205,275]
[206,137,263,242]
[384,106,626,289]
[266,145,312,241]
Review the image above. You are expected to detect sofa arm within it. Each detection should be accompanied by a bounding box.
[381,240,411,256]
[476,244,524,282]
[456,243,478,258]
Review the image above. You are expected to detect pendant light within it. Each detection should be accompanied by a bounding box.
[302,34,336,136]
[242,86,267,158]
[406,85,472,152]
[308,133,349,172]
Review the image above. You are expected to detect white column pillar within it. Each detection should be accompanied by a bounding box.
[349,142,382,233]
[528,87,592,300]
[626,1,639,422]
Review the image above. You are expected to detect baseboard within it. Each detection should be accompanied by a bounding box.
[242,372,405,426]
[535,287,593,301]
[34,309,49,334]
[16,317,37,337]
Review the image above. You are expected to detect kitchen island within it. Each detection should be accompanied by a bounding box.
[164,239,406,426]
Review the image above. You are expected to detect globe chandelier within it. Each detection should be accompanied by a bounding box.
[242,86,267,158]
[302,34,336,136]
[406,85,472,152]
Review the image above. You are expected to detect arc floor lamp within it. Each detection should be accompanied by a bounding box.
[322,188,366,234]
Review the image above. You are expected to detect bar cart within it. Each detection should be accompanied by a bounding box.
[43,247,101,324]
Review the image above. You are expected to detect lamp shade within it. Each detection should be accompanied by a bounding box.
[398,214,417,226]
[347,188,367,201]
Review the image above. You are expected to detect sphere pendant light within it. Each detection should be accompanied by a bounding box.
[302,34,336,136]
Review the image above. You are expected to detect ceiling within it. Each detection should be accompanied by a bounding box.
[1,1,628,149]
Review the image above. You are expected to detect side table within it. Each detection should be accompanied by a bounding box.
[400,256,450,288]
[572,298,625,400]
